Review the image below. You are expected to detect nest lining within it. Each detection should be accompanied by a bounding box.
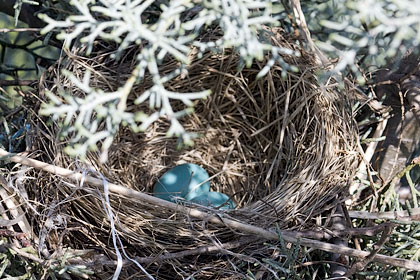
[24,29,359,278]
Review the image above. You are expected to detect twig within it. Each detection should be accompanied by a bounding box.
[342,203,361,251]
[0,28,41,33]
[1,148,420,271]
[383,84,405,184]
[346,78,390,114]
[406,171,419,209]
[290,0,329,66]
[294,260,350,269]
[345,223,394,277]
[348,113,388,197]
[355,136,378,199]
[137,237,256,264]
[262,222,395,240]
[395,155,420,180]
[348,208,420,221]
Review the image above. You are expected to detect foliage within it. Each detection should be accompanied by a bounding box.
[2,0,420,277]
[34,0,420,161]
[38,0,296,161]
[0,241,93,279]
[301,0,420,81]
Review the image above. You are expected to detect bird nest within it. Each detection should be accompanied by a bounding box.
[23,29,359,278]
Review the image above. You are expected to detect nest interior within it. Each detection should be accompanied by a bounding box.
[21,29,359,278]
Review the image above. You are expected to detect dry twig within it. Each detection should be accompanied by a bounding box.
[1,149,420,271]
[0,28,41,33]
[291,0,329,66]
[348,208,420,221]
[345,223,394,277]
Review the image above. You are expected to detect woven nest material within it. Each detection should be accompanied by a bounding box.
[25,29,359,278]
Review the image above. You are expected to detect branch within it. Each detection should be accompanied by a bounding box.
[345,224,394,277]
[346,78,390,114]
[95,237,259,265]
[0,28,41,33]
[290,0,329,66]
[288,223,396,240]
[1,148,420,271]
[348,208,420,222]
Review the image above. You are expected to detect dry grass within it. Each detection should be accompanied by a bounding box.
[20,28,360,278]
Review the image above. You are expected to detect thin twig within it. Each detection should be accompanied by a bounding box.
[355,137,378,198]
[396,155,420,180]
[294,260,350,269]
[348,114,388,197]
[259,222,395,240]
[348,208,420,221]
[345,223,394,277]
[0,28,41,33]
[1,149,420,271]
[137,237,256,264]
[342,202,361,251]
[346,78,390,114]
[383,84,405,184]
[290,0,329,66]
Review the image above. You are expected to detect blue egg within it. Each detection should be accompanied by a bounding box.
[153,163,210,202]
[189,192,235,210]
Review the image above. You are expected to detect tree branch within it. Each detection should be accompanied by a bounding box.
[348,208,420,222]
[345,224,394,277]
[1,148,420,271]
[290,0,329,66]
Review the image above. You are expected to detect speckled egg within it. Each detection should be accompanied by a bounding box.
[153,163,211,202]
[189,191,235,210]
